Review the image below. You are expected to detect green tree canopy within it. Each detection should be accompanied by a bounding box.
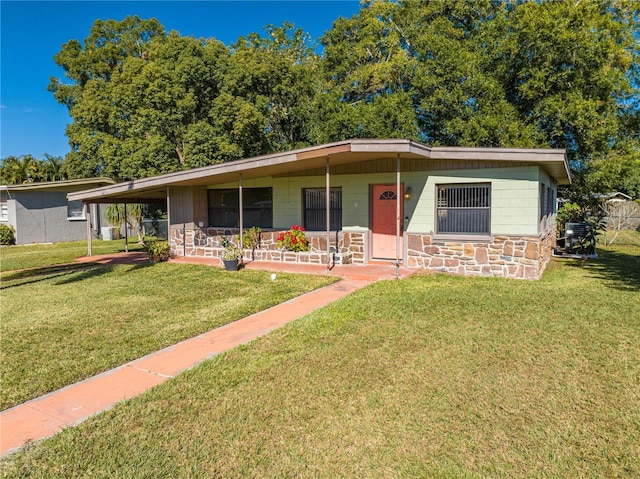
[317,0,639,201]
[43,2,639,201]
[228,23,320,151]
[49,16,165,110]
[50,18,319,180]
[0,155,67,185]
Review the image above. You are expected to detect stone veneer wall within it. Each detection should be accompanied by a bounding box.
[170,225,556,279]
[170,227,367,266]
[406,226,556,280]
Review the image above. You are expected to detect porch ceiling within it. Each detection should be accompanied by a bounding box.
[68,139,570,204]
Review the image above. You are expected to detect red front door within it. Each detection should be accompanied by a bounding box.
[371,184,403,259]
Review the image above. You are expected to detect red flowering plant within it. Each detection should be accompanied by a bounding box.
[276,225,310,252]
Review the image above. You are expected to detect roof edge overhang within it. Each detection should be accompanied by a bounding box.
[428,146,571,185]
[68,139,570,203]
[2,177,115,192]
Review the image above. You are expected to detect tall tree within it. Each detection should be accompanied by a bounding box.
[316,0,537,146]
[319,0,639,200]
[49,16,165,110]
[403,0,537,147]
[49,16,166,179]
[48,4,638,201]
[486,0,639,163]
[102,33,235,178]
[51,18,319,180]
[315,0,420,142]
[225,22,320,151]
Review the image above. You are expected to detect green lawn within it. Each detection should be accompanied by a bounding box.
[0,239,145,272]
[2,235,639,478]
[0,263,335,409]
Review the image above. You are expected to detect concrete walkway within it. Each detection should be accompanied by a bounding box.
[1,254,418,457]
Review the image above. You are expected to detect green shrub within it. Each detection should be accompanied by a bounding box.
[241,226,261,250]
[0,224,16,245]
[556,202,584,238]
[144,240,171,262]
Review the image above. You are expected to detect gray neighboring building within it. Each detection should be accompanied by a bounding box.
[0,178,115,245]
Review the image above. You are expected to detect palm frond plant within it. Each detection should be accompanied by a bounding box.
[105,204,145,243]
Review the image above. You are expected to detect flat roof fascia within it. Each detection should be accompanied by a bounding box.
[428,146,566,161]
[67,141,364,202]
[67,152,303,202]
[428,147,570,184]
[68,140,436,203]
[2,178,115,192]
[68,140,571,202]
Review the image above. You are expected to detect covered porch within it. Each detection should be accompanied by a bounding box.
[69,139,428,270]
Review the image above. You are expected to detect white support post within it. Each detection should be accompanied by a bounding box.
[326,157,331,269]
[396,154,401,277]
[166,187,171,245]
[124,203,129,253]
[238,173,243,262]
[86,203,92,257]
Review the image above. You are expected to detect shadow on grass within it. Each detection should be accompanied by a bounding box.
[0,264,100,290]
[54,262,152,286]
[564,248,640,291]
[0,261,152,289]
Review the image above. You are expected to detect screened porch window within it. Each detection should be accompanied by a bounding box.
[303,188,342,231]
[208,188,272,228]
[436,183,491,235]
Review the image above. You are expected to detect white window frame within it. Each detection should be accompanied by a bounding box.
[435,183,491,236]
[67,200,86,221]
[0,198,8,222]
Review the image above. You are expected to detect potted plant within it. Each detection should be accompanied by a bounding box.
[221,236,241,271]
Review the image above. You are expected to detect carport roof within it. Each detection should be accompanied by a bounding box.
[68,139,570,204]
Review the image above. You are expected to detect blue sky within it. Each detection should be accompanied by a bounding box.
[0,1,361,159]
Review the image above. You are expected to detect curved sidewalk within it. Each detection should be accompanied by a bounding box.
[0,277,370,457]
